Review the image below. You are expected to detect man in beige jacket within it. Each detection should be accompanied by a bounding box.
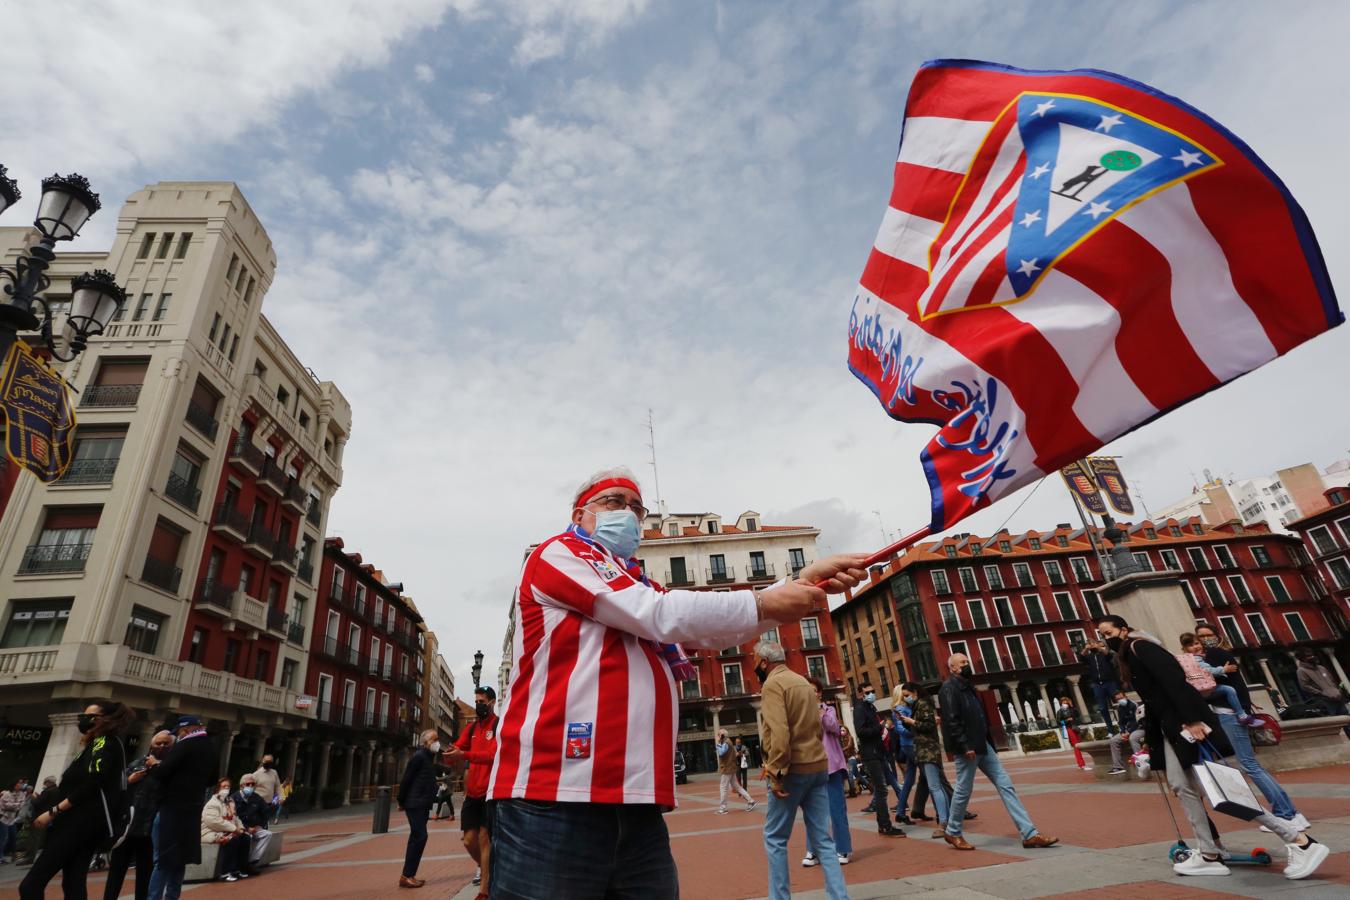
[756,640,847,900]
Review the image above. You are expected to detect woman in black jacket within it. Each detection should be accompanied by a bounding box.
[20,700,137,899]
[1095,616,1328,881]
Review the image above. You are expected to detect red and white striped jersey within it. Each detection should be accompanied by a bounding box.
[488,531,764,808]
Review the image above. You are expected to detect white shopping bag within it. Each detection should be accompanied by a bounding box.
[1193,747,1265,821]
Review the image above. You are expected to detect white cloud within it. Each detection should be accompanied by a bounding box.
[414,62,436,83]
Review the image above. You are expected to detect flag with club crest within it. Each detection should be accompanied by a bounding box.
[848,60,1341,532]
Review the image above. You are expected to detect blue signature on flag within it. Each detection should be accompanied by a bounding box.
[848,295,924,408]
[933,377,1020,500]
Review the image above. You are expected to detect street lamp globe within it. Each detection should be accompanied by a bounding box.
[0,165,19,219]
[35,173,101,242]
[65,269,127,352]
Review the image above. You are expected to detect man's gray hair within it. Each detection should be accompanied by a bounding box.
[572,466,643,508]
[754,640,786,663]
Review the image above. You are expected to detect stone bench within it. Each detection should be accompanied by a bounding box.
[184,832,284,882]
[1079,715,1350,780]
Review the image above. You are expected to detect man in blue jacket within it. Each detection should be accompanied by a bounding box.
[939,653,1058,852]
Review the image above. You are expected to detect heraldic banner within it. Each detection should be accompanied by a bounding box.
[0,341,76,482]
[1060,460,1107,515]
[1088,456,1134,516]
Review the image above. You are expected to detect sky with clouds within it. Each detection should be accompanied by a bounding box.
[7,0,1350,696]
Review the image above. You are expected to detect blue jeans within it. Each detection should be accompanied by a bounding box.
[1215,710,1296,819]
[0,821,17,858]
[882,756,902,799]
[825,770,853,856]
[1091,680,1119,728]
[946,752,1038,841]
[922,762,950,824]
[491,800,677,899]
[895,746,917,813]
[1207,683,1248,715]
[146,813,185,900]
[764,772,847,900]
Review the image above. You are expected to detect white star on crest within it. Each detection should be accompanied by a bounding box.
[1096,113,1124,133]
[1016,258,1041,277]
[1032,100,1055,118]
[1029,162,1051,180]
[1173,149,1204,168]
[1019,209,1043,228]
[1085,200,1113,220]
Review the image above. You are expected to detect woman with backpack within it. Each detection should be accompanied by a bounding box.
[20,700,136,899]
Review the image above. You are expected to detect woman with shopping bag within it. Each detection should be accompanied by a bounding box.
[1093,615,1329,881]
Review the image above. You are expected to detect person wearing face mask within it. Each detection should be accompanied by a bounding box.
[1191,624,1257,722]
[200,778,250,882]
[249,754,282,815]
[803,678,852,867]
[714,728,757,814]
[19,700,136,900]
[445,685,499,897]
[104,730,175,900]
[851,680,904,837]
[146,715,216,900]
[1055,697,1088,771]
[938,654,1057,851]
[230,774,273,872]
[1095,614,1329,880]
[1106,693,1143,776]
[488,467,868,898]
[396,729,442,889]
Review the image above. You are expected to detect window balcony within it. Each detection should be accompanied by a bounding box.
[257,458,288,497]
[281,480,307,513]
[265,606,287,635]
[271,542,298,574]
[212,503,250,542]
[802,637,824,649]
[58,458,118,485]
[297,559,314,584]
[329,583,345,604]
[164,472,201,512]
[184,402,219,441]
[80,385,141,408]
[141,555,182,593]
[746,563,776,583]
[229,438,265,476]
[665,570,695,587]
[229,591,268,632]
[317,635,341,661]
[19,542,93,575]
[706,566,736,584]
[196,577,235,615]
[306,497,323,527]
[286,620,306,646]
[244,522,276,558]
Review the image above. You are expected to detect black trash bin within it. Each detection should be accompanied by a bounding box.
[372,785,392,834]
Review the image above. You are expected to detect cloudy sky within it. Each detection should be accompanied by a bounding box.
[8,0,1349,696]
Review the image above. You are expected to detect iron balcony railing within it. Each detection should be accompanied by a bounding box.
[184,402,219,440]
[706,566,735,584]
[58,458,118,485]
[306,498,323,526]
[297,559,314,583]
[266,606,287,633]
[164,472,201,511]
[665,569,695,587]
[79,384,141,408]
[196,577,235,611]
[229,438,265,474]
[746,563,776,581]
[20,542,93,574]
[287,620,306,645]
[141,555,182,593]
[213,502,250,537]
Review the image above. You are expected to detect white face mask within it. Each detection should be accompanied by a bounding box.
[429,741,441,753]
[218,789,230,801]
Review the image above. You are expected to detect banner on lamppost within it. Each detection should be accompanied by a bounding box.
[1088,457,1135,516]
[0,341,76,482]
[1060,460,1107,515]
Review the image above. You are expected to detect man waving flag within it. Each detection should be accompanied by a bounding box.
[849,60,1341,533]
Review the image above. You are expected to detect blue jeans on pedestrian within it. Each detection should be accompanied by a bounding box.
[921,762,950,824]
[491,800,678,899]
[894,746,917,813]
[1091,680,1120,729]
[946,751,1038,841]
[825,770,853,856]
[146,813,185,900]
[764,772,847,900]
[1207,683,1249,715]
[0,821,17,858]
[1215,710,1297,819]
[882,756,902,799]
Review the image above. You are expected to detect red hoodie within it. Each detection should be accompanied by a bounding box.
[454,714,499,798]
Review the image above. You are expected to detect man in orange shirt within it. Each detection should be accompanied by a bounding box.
[445,686,498,898]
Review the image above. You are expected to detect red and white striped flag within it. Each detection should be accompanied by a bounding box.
[848,60,1341,532]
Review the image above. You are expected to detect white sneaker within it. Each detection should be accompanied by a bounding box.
[837,854,850,865]
[715,808,728,815]
[1284,840,1330,880]
[1172,852,1230,876]
[472,866,481,886]
[1260,813,1311,834]
[801,853,819,867]
[746,800,757,811]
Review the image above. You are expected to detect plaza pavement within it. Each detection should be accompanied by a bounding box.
[4,749,1347,899]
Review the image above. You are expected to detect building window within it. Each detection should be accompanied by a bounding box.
[1034,632,1060,666]
[1083,590,1105,619]
[887,621,899,651]
[1250,545,1272,568]
[208,313,221,342]
[218,323,231,352]
[998,540,1011,553]
[1217,615,1244,647]
[188,627,208,663]
[723,663,744,695]
[280,658,297,689]
[801,616,821,647]
[1024,594,1046,624]
[1144,527,1157,539]
[977,638,1001,672]
[1180,581,1200,611]
[1187,547,1210,570]
[156,232,174,259]
[1028,536,1041,550]
[708,554,728,582]
[25,508,100,574]
[1265,575,1292,604]
[1169,525,1183,537]
[969,542,982,555]
[939,601,959,632]
[152,293,172,321]
[931,570,952,595]
[1006,634,1029,670]
[1160,549,1181,570]
[1013,562,1034,587]
[749,551,767,578]
[236,264,249,292]
[1,599,73,647]
[1069,557,1092,582]
[967,599,988,629]
[138,232,156,259]
[1043,560,1066,585]
[1327,557,1350,590]
[668,557,688,585]
[788,548,806,575]
[993,595,1013,625]
[174,232,192,258]
[944,545,956,558]
[132,292,153,321]
[745,518,758,532]
[948,639,969,661]
[243,276,256,306]
[1283,612,1312,643]
[1200,577,1227,606]
[865,604,875,627]
[806,655,828,682]
[983,565,1003,589]
[223,639,241,673]
[1131,552,1153,572]
[681,678,700,700]
[1192,524,1204,535]
[666,523,679,537]
[705,520,719,535]
[1214,545,1236,568]
[1244,613,1273,645]
[253,648,271,681]
[1227,575,1253,604]
[1052,592,1076,620]
[854,636,864,664]
[871,632,881,656]
[958,567,978,592]
[1066,628,1088,650]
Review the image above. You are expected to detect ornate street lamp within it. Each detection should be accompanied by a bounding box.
[0,169,126,361]
[472,650,484,689]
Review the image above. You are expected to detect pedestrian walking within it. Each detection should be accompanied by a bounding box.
[445,684,497,898]
[889,686,918,823]
[1056,697,1089,770]
[146,715,216,900]
[898,683,951,839]
[1096,615,1329,880]
[103,730,174,900]
[757,641,847,900]
[249,754,282,817]
[802,678,852,867]
[487,466,867,896]
[0,778,27,863]
[17,776,58,867]
[851,680,904,837]
[396,729,440,889]
[432,774,455,821]
[838,729,859,797]
[1078,639,1120,731]
[939,654,1058,851]
[19,700,136,900]
[715,730,757,814]
[735,737,751,791]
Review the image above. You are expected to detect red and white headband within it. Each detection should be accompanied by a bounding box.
[575,477,642,509]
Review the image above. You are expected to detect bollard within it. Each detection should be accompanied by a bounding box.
[372,785,391,834]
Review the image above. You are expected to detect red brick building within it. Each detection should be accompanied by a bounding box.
[834,516,1346,729]
[298,537,424,804]
[1287,486,1350,682]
